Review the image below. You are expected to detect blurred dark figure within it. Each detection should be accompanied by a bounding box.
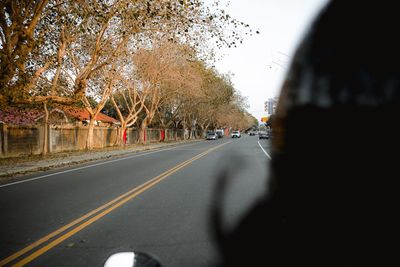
[213,1,399,266]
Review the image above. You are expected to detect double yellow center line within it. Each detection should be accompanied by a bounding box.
[0,141,230,267]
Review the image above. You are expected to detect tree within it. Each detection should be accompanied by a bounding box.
[154,57,204,138]
[0,0,49,105]
[133,41,189,143]
[1,0,253,104]
[109,58,147,145]
[1,0,257,150]
[81,64,117,149]
[0,0,89,106]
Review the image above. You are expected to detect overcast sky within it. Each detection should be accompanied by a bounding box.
[212,0,330,121]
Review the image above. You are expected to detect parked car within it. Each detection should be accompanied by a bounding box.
[258,131,269,139]
[231,130,241,138]
[206,132,218,140]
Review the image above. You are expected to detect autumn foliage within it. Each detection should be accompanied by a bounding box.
[1,0,258,149]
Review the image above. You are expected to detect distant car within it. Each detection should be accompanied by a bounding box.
[231,130,241,138]
[215,129,224,138]
[258,131,269,139]
[249,130,256,136]
[206,132,218,140]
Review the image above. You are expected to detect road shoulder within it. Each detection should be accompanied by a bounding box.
[0,139,202,183]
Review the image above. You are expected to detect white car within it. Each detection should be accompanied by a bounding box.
[231,131,241,138]
[258,131,270,139]
[206,132,218,140]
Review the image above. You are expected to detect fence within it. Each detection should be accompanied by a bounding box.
[0,123,198,158]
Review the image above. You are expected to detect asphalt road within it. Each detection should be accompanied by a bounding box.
[0,135,272,267]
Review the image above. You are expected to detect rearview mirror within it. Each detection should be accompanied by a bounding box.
[104,251,161,267]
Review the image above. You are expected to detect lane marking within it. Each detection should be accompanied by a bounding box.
[0,141,204,188]
[258,140,272,160]
[1,141,231,267]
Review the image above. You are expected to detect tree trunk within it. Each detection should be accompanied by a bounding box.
[184,128,189,140]
[188,127,192,139]
[199,124,207,138]
[86,118,96,150]
[182,119,188,140]
[138,120,148,144]
[42,103,49,156]
[164,128,167,141]
[117,122,127,146]
[159,128,166,142]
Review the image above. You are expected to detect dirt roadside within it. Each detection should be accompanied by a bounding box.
[0,139,202,184]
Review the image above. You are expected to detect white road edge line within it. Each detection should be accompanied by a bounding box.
[0,142,202,188]
[258,140,272,160]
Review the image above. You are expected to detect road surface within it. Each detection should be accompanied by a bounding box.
[0,135,272,267]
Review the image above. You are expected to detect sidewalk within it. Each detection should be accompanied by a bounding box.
[0,139,202,181]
